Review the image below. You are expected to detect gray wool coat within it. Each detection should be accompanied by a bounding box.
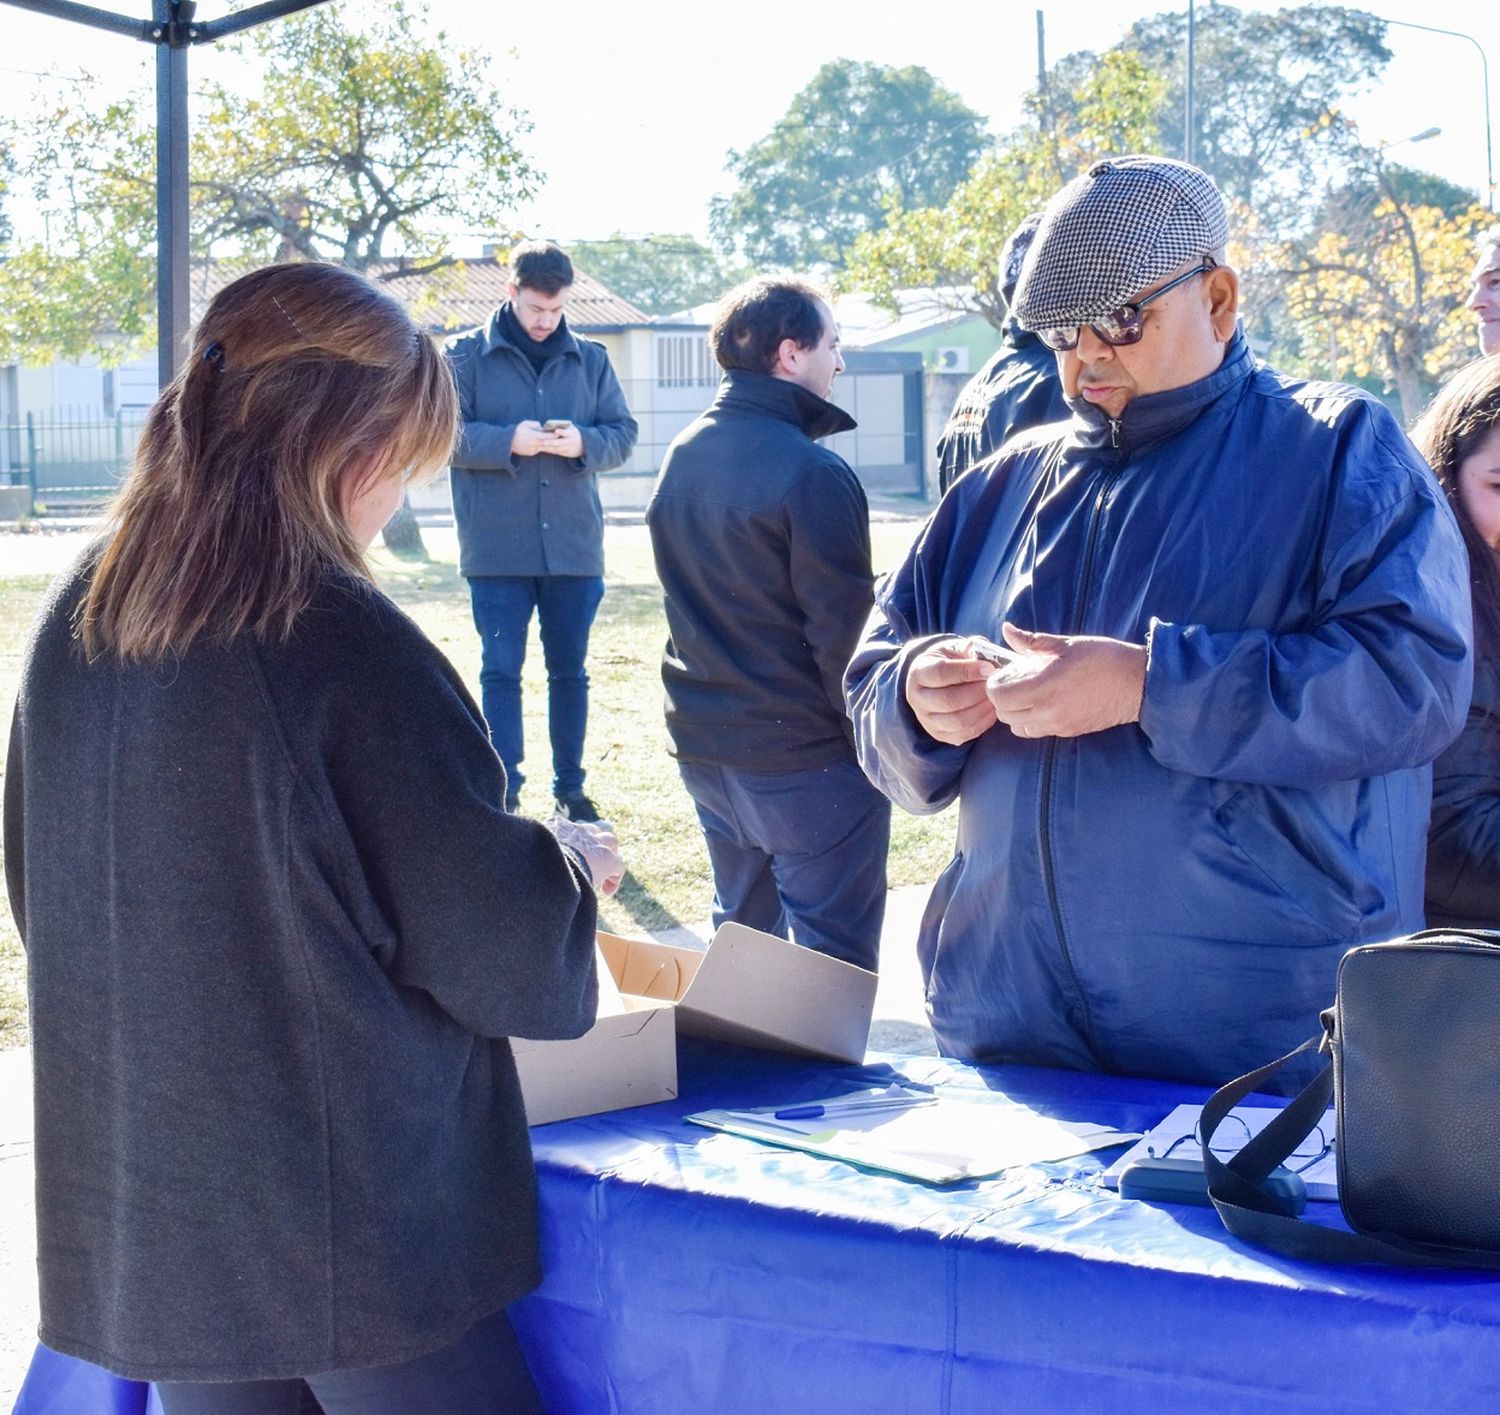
[447,309,639,578]
[3,559,600,1381]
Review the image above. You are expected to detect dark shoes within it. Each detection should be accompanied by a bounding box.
[553,793,603,824]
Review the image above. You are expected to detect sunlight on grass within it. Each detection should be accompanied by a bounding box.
[0,515,954,1047]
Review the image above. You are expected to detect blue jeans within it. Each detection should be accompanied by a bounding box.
[678,757,891,971]
[468,575,605,799]
[153,1307,542,1413]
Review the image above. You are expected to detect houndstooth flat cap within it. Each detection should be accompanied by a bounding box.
[1012,156,1229,330]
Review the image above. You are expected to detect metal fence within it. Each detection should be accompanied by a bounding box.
[1,409,150,514]
[2,356,928,519]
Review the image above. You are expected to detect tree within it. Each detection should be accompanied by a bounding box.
[1278,159,1486,421]
[571,234,736,316]
[709,60,987,271]
[1082,4,1392,241]
[0,1,536,366]
[843,51,1166,330]
[0,135,13,249]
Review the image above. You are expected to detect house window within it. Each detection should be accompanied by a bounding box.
[653,334,717,390]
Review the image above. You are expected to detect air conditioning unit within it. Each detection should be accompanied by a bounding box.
[933,346,970,374]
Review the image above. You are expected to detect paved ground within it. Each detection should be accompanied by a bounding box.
[0,882,936,1403]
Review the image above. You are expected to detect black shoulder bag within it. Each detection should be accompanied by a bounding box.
[1200,929,1500,1269]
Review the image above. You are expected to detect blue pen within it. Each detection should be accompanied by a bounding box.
[772,1092,935,1122]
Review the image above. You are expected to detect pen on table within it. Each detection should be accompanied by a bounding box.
[773,1094,935,1122]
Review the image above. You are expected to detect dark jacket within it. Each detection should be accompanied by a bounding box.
[1426,652,1500,929]
[3,562,599,1381]
[647,369,872,770]
[847,331,1472,1089]
[447,307,639,578]
[935,323,1069,494]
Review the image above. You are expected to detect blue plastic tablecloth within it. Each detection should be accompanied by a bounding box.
[16,1040,1500,1413]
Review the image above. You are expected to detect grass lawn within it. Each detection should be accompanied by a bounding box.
[0,516,953,1049]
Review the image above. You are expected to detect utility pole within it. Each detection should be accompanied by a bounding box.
[1,0,329,386]
[1185,0,1197,165]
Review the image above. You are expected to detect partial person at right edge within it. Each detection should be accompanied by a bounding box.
[647,277,891,972]
[1413,355,1500,930]
[934,213,1069,495]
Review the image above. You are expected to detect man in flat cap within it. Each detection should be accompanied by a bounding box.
[934,212,1068,494]
[846,156,1473,1089]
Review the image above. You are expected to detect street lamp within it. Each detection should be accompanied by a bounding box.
[1376,15,1493,211]
[1379,127,1443,153]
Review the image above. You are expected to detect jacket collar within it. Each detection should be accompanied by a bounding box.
[1067,326,1254,457]
[476,302,583,361]
[713,368,858,440]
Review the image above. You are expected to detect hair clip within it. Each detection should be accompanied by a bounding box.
[271,293,307,339]
[202,341,226,370]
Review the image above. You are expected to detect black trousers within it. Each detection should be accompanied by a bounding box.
[153,1308,543,1415]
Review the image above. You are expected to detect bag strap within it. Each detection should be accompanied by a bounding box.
[1200,1039,1500,1271]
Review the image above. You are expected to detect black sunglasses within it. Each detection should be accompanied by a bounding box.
[1038,260,1217,352]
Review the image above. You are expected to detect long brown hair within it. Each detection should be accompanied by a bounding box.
[77,262,458,661]
[1412,354,1500,663]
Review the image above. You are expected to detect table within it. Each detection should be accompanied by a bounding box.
[16,1041,1500,1413]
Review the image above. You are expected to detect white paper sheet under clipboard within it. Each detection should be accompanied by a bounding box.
[687,1086,1137,1186]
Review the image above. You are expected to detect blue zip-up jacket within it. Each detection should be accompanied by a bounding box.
[935,322,1069,494]
[846,332,1473,1089]
[447,308,638,577]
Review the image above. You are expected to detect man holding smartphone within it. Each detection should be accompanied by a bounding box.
[447,240,639,821]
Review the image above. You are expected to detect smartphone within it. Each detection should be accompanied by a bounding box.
[542,419,572,432]
[969,638,1018,667]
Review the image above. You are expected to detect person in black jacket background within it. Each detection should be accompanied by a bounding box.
[4,263,620,1413]
[1413,355,1500,930]
[646,278,890,970]
[934,213,1069,495]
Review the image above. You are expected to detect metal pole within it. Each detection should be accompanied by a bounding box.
[1185,0,1196,165]
[1378,16,1493,211]
[154,0,191,387]
[1,0,331,391]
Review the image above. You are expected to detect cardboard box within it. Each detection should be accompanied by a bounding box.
[513,932,679,1126]
[514,924,878,1125]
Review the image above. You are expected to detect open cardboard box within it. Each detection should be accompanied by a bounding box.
[513,922,878,1126]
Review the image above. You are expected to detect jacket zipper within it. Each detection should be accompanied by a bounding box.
[1037,420,1123,1065]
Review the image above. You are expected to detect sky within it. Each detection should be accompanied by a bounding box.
[1,0,1496,250]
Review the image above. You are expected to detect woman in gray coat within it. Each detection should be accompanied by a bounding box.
[3,263,618,1413]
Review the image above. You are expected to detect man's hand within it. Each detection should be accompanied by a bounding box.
[548,423,585,459]
[510,420,552,457]
[904,637,1001,745]
[985,623,1146,739]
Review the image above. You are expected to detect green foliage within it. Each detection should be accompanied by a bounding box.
[0,134,13,249]
[844,51,1165,330]
[571,234,737,317]
[0,1,535,366]
[1277,168,1487,420]
[1099,4,1390,238]
[709,59,988,271]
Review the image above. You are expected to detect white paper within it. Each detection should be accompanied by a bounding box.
[688,1086,1137,1185]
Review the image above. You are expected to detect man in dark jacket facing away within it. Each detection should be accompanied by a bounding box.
[847,157,1473,1088]
[447,240,639,821]
[935,213,1068,494]
[647,278,890,970]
